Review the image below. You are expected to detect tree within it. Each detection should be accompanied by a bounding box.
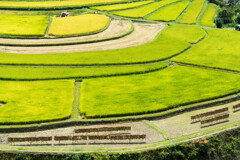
[217,8,234,23]
[216,18,223,28]
[228,0,240,7]
[235,14,240,24]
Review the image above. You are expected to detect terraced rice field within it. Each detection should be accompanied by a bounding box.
[0,0,129,9]
[146,1,189,21]
[180,0,206,24]
[161,24,206,43]
[80,65,240,118]
[0,80,74,123]
[0,20,132,46]
[200,3,217,27]
[48,14,110,36]
[1,0,240,154]
[173,29,240,71]
[90,0,153,11]
[0,25,190,64]
[0,15,49,37]
[110,0,181,18]
[0,0,228,124]
[0,62,167,80]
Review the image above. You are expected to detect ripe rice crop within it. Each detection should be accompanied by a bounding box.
[0,15,49,37]
[0,0,128,9]
[48,14,110,36]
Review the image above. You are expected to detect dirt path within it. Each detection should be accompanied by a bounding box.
[151,99,240,139]
[0,22,165,54]
[1,122,163,147]
[0,20,132,45]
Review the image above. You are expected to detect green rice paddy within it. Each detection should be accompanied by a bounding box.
[80,65,240,118]
[0,80,74,123]
[146,1,189,21]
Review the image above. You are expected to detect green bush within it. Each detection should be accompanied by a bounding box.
[235,14,240,24]
[215,18,223,28]
[217,8,234,24]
